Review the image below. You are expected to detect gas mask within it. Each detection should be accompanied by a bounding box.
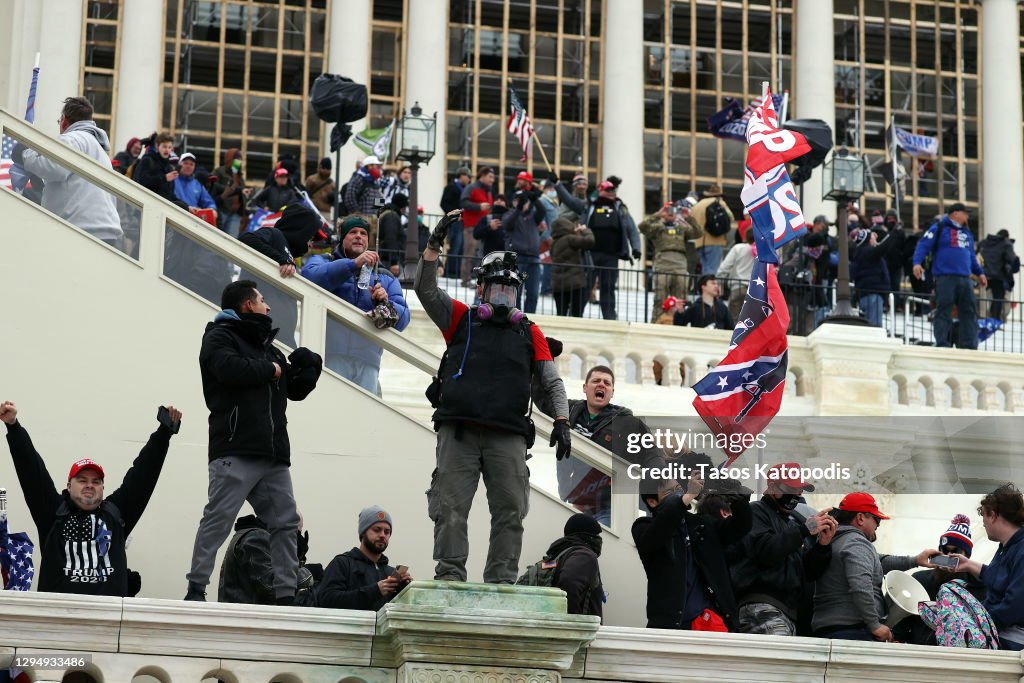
[776,493,800,511]
[473,251,525,324]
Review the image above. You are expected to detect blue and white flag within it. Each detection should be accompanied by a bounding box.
[708,94,785,142]
[0,502,35,591]
[893,127,939,159]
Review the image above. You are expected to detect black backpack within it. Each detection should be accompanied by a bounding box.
[515,545,581,588]
[704,199,731,237]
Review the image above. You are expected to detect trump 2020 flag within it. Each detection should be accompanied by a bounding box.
[741,86,811,264]
[707,93,785,142]
[691,261,790,466]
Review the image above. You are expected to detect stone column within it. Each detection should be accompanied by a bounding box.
[0,0,43,115]
[114,0,164,148]
[981,0,1024,245]
[600,0,645,221]
[327,0,372,190]
[33,0,83,134]
[794,0,836,223]
[404,0,448,216]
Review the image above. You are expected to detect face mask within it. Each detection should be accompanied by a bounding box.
[545,190,557,199]
[777,493,800,511]
[231,159,241,173]
[367,166,382,180]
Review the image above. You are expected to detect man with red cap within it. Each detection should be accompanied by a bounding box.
[730,463,837,637]
[576,176,641,320]
[0,400,181,596]
[812,491,939,641]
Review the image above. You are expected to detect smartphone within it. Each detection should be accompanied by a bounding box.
[394,564,408,575]
[157,406,180,434]
[931,555,960,570]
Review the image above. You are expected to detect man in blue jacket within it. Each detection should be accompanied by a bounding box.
[173,152,217,212]
[912,203,987,349]
[302,215,410,396]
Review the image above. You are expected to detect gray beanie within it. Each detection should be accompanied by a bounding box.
[358,505,393,537]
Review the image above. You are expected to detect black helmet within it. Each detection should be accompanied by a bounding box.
[473,251,525,287]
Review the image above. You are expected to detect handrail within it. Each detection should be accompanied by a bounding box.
[0,107,621,520]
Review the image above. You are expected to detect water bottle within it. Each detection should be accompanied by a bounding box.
[357,264,372,290]
[0,487,6,524]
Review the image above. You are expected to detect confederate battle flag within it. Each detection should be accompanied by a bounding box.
[691,260,790,466]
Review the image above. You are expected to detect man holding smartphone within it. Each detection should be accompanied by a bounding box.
[1,400,181,596]
[296,505,411,610]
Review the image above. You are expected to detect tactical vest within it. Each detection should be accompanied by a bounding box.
[432,311,535,436]
[652,221,689,254]
[588,205,622,254]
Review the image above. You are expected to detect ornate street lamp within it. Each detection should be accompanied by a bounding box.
[821,147,869,325]
[395,102,437,285]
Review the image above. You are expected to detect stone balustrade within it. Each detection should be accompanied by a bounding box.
[2,584,1023,683]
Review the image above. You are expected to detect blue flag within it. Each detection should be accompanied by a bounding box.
[0,514,34,591]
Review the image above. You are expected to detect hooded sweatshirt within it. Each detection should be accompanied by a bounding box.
[912,215,984,278]
[21,120,123,240]
[812,525,915,633]
[543,533,604,619]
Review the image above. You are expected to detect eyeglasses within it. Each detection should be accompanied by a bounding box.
[871,515,883,527]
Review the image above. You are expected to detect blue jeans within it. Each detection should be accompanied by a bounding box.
[445,220,464,278]
[699,245,723,275]
[541,263,552,294]
[220,213,241,238]
[516,256,541,314]
[934,275,978,349]
[859,293,884,328]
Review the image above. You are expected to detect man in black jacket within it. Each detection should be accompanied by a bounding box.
[729,463,836,636]
[535,513,604,619]
[1,400,181,596]
[185,280,322,604]
[296,505,411,610]
[632,459,752,631]
[133,132,178,202]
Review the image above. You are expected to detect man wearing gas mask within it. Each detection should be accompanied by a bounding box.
[729,463,837,636]
[415,210,572,583]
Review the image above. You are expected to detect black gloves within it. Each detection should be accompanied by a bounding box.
[550,418,572,460]
[296,530,309,562]
[428,210,463,251]
[547,172,559,185]
[289,347,323,370]
[632,249,642,260]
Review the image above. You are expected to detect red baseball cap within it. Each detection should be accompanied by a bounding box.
[274,167,289,177]
[598,180,615,192]
[662,296,678,312]
[68,458,105,481]
[838,492,890,520]
[765,462,815,492]
[516,171,533,183]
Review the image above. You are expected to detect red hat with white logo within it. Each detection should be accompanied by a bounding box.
[838,491,890,520]
[765,462,815,492]
[68,458,105,481]
[516,171,533,183]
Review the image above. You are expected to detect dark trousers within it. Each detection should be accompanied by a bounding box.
[591,251,620,320]
[988,278,1007,320]
[934,275,978,349]
[515,256,541,313]
[817,626,875,641]
[554,288,588,317]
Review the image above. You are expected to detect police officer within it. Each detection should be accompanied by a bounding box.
[415,210,572,584]
[639,201,704,306]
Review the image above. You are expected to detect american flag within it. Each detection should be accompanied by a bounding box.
[507,85,534,160]
[0,502,35,591]
[691,261,790,466]
[0,136,14,191]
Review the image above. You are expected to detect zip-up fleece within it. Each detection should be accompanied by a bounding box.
[198,310,320,465]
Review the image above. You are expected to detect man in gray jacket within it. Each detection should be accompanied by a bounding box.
[19,96,123,248]
[812,492,939,641]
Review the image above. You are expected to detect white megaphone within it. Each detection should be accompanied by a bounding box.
[883,570,930,627]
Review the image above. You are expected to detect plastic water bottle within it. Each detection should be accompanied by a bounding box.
[357,264,372,290]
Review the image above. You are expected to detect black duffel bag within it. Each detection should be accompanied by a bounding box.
[310,74,368,123]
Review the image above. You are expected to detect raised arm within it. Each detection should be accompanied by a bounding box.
[106,406,180,533]
[1,402,61,537]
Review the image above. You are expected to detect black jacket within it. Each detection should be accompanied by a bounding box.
[217,515,314,604]
[544,533,604,619]
[440,180,464,214]
[296,547,399,610]
[729,496,832,619]
[632,492,752,630]
[377,208,405,268]
[198,311,321,465]
[979,234,1018,282]
[133,149,176,201]
[674,299,733,330]
[5,420,173,596]
[249,184,301,212]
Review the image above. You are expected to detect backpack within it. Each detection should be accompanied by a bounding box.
[919,579,999,649]
[704,199,731,237]
[515,545,582,588]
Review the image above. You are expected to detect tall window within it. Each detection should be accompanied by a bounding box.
[367,0,407,131]
[642,0,793,214]
[834,0,979,230]
[161,0,328,183]
[447,0,604,192]
[81,0,122,144]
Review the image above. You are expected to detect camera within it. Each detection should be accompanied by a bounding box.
[374,197,386,208]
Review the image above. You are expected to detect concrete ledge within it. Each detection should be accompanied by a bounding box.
[0,592,122,653]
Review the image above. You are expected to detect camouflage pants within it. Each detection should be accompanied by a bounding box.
[652,251,689,306]
[737,602,797,636]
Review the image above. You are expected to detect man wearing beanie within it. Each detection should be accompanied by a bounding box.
[304,157,336,221]
[302,215,410,395]
[522,513,604,619]
[297,505,411,610]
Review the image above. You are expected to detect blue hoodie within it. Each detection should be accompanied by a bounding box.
[981,527,1024,632]
[912,215,984,278]
[174,173,216,209]
[301,253,410,368]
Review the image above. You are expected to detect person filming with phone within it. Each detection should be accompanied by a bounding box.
[1,400,182,596]
[296,505,411,610]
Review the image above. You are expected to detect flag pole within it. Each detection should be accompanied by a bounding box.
[890,114,900,223]
[533,132,553,173]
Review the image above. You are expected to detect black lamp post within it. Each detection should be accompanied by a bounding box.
[821,147,869,325]
[395,102,437,286]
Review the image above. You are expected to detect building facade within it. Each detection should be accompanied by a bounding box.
[0,0,1020,241]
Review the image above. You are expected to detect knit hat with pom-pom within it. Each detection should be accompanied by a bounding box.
[939,513,973,557]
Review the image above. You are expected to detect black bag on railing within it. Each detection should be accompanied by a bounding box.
[310,74,368,123]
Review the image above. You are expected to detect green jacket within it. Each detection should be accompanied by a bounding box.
[639,212,703,256]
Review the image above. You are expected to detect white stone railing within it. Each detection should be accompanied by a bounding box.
[2,585,1023,683]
